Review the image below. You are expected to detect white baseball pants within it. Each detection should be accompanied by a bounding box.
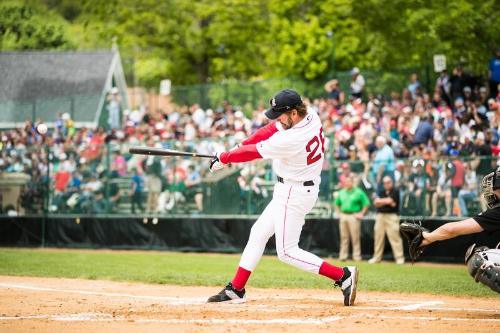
[238,181,324,273]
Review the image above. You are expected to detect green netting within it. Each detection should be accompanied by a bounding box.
[0,94,102,124]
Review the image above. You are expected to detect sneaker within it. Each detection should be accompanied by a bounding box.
[335,266,358,306]
[368,258,380,264]
[207,282,246,303]
[395,258,405,265]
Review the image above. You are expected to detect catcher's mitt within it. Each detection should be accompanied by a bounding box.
[400,221,429,261]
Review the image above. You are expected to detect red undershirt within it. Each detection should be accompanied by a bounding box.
[219,122,279,164]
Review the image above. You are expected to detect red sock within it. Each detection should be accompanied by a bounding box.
[231,267,252,290]
[319,261,344,281]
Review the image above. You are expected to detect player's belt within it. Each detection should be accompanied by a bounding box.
[277,176,314,186]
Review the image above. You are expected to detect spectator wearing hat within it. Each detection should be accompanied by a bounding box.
[407,73,421,100]
[453,97,467,120]
[335,175,370,261]
[350,67,365,99]
[463,86,474,104]
[107,87,121,130]
[369,176,404,264]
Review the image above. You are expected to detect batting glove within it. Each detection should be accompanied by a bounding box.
[209,152,225,172]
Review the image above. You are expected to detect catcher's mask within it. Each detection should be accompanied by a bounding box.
[481,167,500,209]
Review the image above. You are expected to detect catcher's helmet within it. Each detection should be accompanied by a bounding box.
[481,167,500,209]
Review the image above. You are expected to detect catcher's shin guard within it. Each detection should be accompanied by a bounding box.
[465,244,500,293]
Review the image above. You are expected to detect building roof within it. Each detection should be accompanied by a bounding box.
[0,51,124,126]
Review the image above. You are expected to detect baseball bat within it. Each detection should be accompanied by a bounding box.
[129,146,214,158]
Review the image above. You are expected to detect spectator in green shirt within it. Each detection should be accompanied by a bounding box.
[334,175,370,261]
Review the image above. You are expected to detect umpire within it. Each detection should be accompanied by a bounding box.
[369,176,405,264]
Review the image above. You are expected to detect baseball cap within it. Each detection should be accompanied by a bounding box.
[412,159,424,167]
[265,89,303,120]
[351,67,360,75]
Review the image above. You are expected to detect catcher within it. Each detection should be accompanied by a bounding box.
[400,167,500,293]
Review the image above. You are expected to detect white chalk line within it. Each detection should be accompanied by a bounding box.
[353,306,499,313]
[368,314,500,323]
[393,301,443,310]
[0,283,414,306]
[1,312,499,324]
[0,283,206,305]
[0,283,422,305]
[1,282,498,315]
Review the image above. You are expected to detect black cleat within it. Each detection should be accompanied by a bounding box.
[335,266,359,306]
[207,282,246,303]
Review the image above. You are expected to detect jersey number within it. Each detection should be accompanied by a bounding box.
[306,128,325,165]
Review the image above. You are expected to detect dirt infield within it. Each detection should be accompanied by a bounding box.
[0,276,498,333]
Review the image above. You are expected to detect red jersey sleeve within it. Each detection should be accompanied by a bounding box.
[241,122,280,145]
[219,144,262,164]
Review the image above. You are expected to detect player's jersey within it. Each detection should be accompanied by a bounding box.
[473,206,500,232]
[256,111,324,183]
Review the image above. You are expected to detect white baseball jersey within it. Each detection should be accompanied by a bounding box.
[239,110,327,275]
[256,111,324,183]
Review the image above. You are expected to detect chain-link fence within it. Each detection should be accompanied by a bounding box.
[1,137,497,219]
[170,67,432,110]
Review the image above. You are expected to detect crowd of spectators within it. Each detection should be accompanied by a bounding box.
[325,64,500,217]
[1,60,499,217]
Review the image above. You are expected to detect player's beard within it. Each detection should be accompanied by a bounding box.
[279,114,293,130]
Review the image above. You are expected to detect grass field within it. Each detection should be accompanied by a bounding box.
[0,248,495,297]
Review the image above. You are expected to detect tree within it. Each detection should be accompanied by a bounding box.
[0,1,74,50]
[351,0,500,74]
[81,0,269,86]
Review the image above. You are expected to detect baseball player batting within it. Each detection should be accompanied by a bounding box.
[207,89,358,306]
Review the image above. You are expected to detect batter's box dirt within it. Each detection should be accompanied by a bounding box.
[0,276,498,333]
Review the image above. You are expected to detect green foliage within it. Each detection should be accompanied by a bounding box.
[0,249,496,297]
[0,1,74,50]
[1,0,499,88]
[352,0,500,74]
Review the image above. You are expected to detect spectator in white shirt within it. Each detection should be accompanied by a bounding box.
[350,67,365,99]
